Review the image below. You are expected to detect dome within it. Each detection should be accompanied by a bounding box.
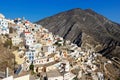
[0,13,5,19]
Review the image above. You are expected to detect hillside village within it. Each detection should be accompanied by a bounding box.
[0,13,120,80]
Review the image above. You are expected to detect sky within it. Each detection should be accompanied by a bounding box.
[0,0,120,23]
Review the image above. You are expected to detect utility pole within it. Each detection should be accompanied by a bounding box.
[5,67,9,78]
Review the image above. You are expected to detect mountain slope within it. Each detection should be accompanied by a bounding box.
[36,8,120,58]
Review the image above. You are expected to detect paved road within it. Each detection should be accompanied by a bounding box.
[111,57,120,65]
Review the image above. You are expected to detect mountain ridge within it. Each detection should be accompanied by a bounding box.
[36,8,120,58]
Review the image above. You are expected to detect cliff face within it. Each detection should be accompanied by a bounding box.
[36,8,120,58]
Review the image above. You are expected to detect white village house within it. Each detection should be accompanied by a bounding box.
[42,45,56,52]
[25,50,38,63]
[11,35,22,46]
[0,14,9,35]
[24,31,35,46]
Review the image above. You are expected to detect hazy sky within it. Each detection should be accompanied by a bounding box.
[0,0,120,23]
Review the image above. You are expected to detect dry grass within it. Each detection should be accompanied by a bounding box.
[0,39,15,74]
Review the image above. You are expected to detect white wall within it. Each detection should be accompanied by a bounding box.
[42,46,56,53]
[2,76,13,80]
[48,76,63,80]
[14,75,30,80]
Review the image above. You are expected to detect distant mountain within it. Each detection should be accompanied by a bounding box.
[36,8,120,58]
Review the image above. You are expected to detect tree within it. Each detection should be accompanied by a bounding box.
[54,40,63,46]
[117,77,120,80]
[29,62,34,71]
[72,76,78,80]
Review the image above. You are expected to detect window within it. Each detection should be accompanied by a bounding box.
[32,56,34,59]
[29,57,31,60]
[28,53,30,56]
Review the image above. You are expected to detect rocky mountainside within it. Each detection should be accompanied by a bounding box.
[36,8,120,58]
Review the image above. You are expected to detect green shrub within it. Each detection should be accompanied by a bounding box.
[4,39,12,48]
[29,63,34,71]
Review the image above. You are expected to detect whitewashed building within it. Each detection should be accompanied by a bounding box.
[11,36,22,46]
[0,13,5,19]
[47,70,63,80]
[25,50,38,62]
[29,43,42,51]
[33,56,55,65]
[59,60,70,72]
[64,72,76,80]
[42,45,56,54]
[0,18,9,35]
[24,31,35,46]
[15,26,24,36]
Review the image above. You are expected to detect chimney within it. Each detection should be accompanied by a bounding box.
[5,67,9,78]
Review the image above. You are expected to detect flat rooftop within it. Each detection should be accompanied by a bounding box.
[47,69,62,77]
[34,61,59,67]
